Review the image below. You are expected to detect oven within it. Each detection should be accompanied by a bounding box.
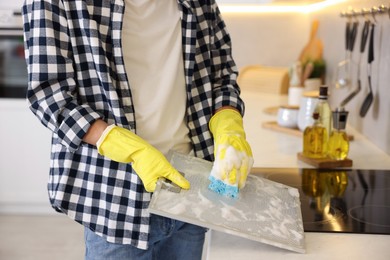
[0,10,28,99]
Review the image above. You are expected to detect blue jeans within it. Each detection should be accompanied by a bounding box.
[84,214,207,260]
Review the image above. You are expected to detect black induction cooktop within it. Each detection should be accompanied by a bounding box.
[253,168,390,235]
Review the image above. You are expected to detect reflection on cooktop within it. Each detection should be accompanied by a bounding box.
[253,168,390,235]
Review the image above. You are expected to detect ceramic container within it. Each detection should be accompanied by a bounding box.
[277,105,299,128]
[288,86,303,106]
[304,78,322,91]
[298,91,319,131]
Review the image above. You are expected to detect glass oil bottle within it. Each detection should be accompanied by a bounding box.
[303,112,328,158]
[328,108,349,160]
[314,86,332,141]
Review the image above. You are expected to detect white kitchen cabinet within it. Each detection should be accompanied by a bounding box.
[0,99,53,214]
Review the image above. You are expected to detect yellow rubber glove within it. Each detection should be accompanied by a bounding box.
[209,109,254,198]
[96,125,190,192]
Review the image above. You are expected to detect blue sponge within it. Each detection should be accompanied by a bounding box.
[208,176,239,199]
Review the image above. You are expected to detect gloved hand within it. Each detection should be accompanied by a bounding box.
[96,125,190,192]
[209,109,254,198]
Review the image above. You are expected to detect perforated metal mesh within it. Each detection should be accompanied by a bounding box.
[148,152,306,253]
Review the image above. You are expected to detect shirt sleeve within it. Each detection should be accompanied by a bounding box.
[209,1,245,116]
[22,1,101,152]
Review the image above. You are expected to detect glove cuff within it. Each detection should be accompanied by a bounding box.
[96,124,116,151]
[209,109,245,138]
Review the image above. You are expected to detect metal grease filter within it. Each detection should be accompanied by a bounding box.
[148,152,306,253]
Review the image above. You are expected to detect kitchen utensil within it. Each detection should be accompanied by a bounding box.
[289,60,303,87]
[335,20,359,88]
[340,19,370,107]
[301,61,314,85]
[149,151,306,253]
[334,19,351,88]
[360,23,375,117]
[299,20,323,64]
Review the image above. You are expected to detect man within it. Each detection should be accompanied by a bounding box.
[22,0,253,259]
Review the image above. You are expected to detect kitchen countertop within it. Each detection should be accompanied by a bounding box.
[241,91,390,170]
[206,90,390,259]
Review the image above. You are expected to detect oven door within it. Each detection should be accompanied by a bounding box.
[0,32,28,99]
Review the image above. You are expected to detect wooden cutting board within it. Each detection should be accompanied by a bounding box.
[262,121,302,137]
[299,20,323,64]
[262,121,354,141]
[297,152,353,168]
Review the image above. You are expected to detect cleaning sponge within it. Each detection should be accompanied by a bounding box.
[208,175,239,198]
[208,144,253,199]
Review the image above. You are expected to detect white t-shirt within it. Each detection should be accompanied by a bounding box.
[122,0,191,155]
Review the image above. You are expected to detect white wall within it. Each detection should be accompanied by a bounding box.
[223,12,311,68]
[222,0,390,155]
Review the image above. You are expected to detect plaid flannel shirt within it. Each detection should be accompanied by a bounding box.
[22,0,244,249]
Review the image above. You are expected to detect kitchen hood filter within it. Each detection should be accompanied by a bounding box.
[148,152,306,253]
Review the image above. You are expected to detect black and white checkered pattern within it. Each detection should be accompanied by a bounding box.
[22,0,244,249]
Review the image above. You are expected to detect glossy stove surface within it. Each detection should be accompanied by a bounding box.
[254,168,390,235]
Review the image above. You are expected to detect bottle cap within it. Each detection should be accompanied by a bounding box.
[312,112,320,120]
[332,107,349,130]
[318,85,328,99]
